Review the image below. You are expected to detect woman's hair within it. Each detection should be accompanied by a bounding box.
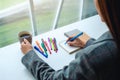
[97,0,120,49]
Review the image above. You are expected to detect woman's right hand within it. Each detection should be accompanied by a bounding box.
[21,39,33,54]
[67,33,90,48]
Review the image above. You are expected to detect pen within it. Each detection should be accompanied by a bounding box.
[65,32,83,44]
[34,46,48,58]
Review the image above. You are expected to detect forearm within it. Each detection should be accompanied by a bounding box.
[22,50,56,80]
[22,50,96,80]
[22,50,74,80]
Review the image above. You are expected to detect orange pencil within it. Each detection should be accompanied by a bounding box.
[35,40,44,52]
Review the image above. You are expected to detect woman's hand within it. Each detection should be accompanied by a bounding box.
[67,33,90,48]
[21,39,33,54]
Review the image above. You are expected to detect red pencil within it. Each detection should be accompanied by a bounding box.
[44,41,52,54]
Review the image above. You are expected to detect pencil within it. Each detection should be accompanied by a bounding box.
[50,38,54,50]
[35,40,44,52]
[41,39,47,51]
[53,38,58,52]
[34,46,48,58]
[52,39,57,52]
[48,37,52,50]
[41,42,48,57]
[45,41,52,54]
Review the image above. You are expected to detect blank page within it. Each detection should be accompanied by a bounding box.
[59,40,80,54]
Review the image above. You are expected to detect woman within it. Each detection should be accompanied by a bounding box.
[21,0,120,80]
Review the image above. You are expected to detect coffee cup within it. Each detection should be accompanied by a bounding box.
[18,31,32,44]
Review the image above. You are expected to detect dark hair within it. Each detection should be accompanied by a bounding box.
[98,0,120,49]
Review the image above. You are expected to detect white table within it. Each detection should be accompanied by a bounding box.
[0,15,108,80]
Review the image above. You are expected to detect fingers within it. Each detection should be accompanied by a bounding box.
[66,34,75,41]
[21,41,25,46]
[66,37,71,42]
[21,41,25,49]
[68,42,84,48]
[68,43,74,46]
[67,41,75,46]
[23,38,30,44]
[21,39,28,47]
[66,32,89,48]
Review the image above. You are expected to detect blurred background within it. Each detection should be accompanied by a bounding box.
[0,0,97,48]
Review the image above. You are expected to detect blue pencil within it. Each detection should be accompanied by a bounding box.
[65,32,83,44]
[34,46,48,58]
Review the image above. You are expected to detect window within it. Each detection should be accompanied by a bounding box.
[0,0,24,10]
[82,0,97,19]
[0,0,97,48]
[58,0,80,28]
[33,0,59,34]
[58,0,97,28]
[0,1,31,47]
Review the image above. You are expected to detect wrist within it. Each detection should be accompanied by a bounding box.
[84,38,96,47]
[24,49,33,55]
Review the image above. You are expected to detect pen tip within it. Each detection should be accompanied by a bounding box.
[64,42,67,45]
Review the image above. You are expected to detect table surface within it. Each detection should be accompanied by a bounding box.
[0,15,108,80]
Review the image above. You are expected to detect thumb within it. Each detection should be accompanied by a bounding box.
[24,38,30,44]
[66,36,73,41]
[67,34,75,40]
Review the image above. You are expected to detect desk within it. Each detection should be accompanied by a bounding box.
[0,15,108,80]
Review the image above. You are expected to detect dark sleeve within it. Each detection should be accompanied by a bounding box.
[22,50,97,80]
[84,38,96,48]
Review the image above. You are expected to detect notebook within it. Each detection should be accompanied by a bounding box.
[59,40,80,54]
[64,29,81,37]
